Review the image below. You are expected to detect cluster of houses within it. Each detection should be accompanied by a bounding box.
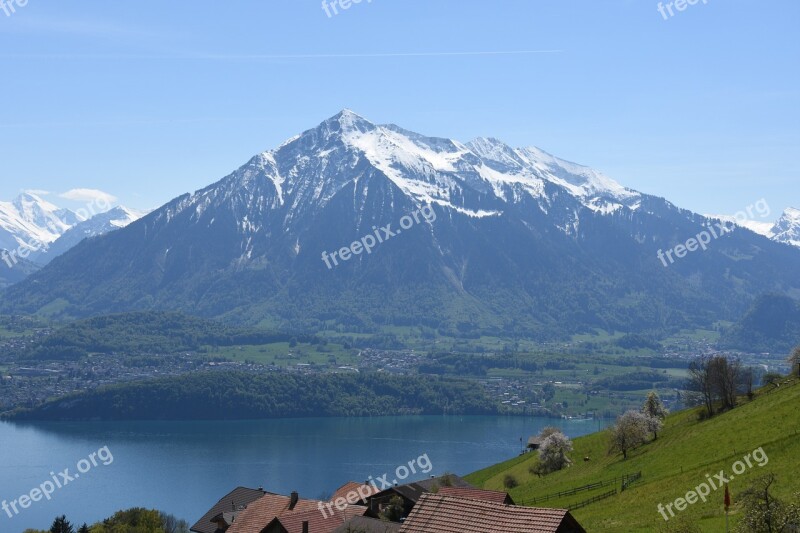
[190,475,586,533]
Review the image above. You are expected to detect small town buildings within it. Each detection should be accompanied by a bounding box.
[364,474,473,520]
[192,479,586,533]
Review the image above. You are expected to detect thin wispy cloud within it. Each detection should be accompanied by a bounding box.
[0,49,564,60]
[59,188,117,205]
[0,117,276,129]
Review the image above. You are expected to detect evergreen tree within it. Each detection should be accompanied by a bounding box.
[49,516,74,533]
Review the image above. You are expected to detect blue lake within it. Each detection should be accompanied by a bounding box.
[0,416,608,532]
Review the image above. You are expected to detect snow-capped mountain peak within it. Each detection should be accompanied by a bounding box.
[707,207,800,248]
[0,191,146,266]
[5,111,800,339]
[32,205,147,264]
[261,111,642,221]
[0,192,78,252]
[771,207,800,247]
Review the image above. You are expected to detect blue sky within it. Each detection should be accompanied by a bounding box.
[0,0,797,217]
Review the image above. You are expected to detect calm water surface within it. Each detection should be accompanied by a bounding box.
[0,416,608,531]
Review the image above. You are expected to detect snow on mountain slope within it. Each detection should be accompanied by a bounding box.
[707,214,774,236]
[229,110,644,226]
[708,207,800,248]
[35,206,146,264]
[0,191,145,266]
[5,110,800,337]
[0,193,77,252]
[771,207,800,247]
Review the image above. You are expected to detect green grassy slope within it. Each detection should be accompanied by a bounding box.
[466,377,800,532]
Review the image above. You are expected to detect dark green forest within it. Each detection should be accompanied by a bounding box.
[21,311,314,360]
[4,371,500,421]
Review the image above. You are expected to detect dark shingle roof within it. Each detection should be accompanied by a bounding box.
[190,487,267,533]
[372,474,474,504]
[398,494,586,533]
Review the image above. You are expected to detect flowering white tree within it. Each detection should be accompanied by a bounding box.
[608,410,650,459]
[642,391,668,439]
[537,430,573,474]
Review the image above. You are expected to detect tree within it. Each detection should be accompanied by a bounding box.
[380,496,406,522]
[160,513,189,533]
[687,355,715,417]
[642,391,668,439]
[537,431,573,474]
[542,383,556,402]
[735,474,800,533]
[78,525,89,533]
[49,516,74,533]
[608,410,649,459]
[789,345,800,377]
[642,413,663,441]
[538,426,562,440]
[743,367,756,399]
[687,355,741,417]
[709,356,741,411]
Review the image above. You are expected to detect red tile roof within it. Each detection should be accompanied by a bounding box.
[398,494,586,533]
[190,487,267,533]
[269,504,368,533]
[333,516,402,533]
[226,493,321,533]
[436,486,514,504]
[331,481,380,504]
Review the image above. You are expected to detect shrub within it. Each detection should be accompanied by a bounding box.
[503,474,519,489]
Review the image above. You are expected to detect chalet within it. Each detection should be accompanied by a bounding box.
[225,491,320,533]
[527,436,543,451]
[193,487,374,533]
[190,486,267,533]
[365,474,473,520]
[398,493,587,533]
[193,480,584,533]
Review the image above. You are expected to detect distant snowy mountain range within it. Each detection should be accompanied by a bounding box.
[708,207,800,248]
[2,111,799,340]
[0,192,145,267]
